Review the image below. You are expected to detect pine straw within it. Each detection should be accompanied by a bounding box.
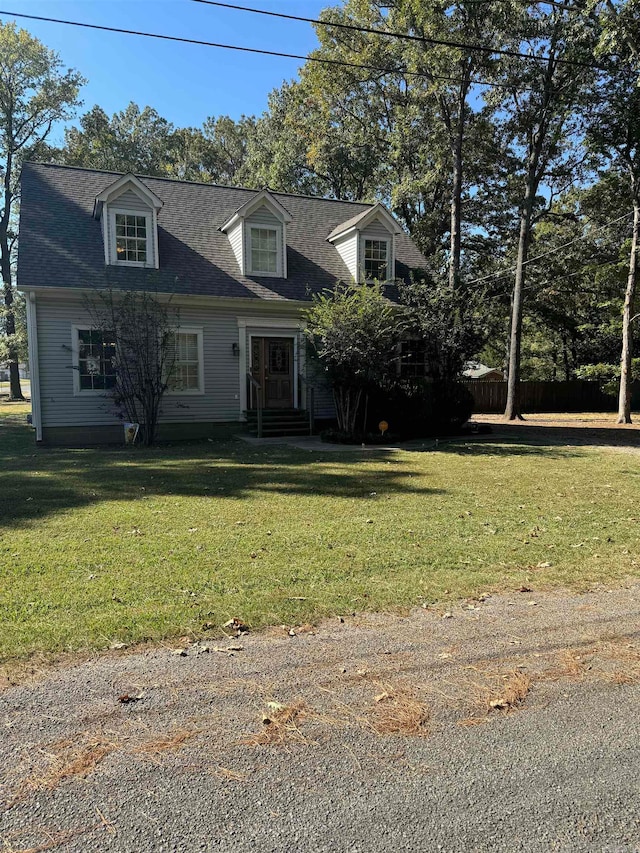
[486,670,531,712]
[0,826,93,853]
[242,701,309,747]
[6,737,117,810]
[210,765,249,783]
[544,649,590,681]
[131,728,197,759]
[366,685,430,737]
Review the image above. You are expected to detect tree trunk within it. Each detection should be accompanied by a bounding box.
[504,123,544,422]
[449,120,464,291]
[447,64,471,292]
[0,146,23,401]
[504,192,535,420]
[617,197,639,424]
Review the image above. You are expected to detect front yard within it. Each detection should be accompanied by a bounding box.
[1,401,639,663]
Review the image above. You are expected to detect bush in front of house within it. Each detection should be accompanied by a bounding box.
[364,378,474,439]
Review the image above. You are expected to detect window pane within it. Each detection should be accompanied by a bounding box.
[250,228,278,273]
[114,213,148,263]
[77,329,116,391]
[167,331,201,391]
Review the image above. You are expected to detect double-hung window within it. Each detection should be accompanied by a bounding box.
[249,227,279,275]
[399,339,427,378]
[364,239,389,281]
[167,329,204,394]
[75,328,117,393]
[111,210,151,265]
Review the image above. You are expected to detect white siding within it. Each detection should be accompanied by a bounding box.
[362,218,391,240]
[333,233,358,281]
[110,189,153,211]
[227,221,243,274]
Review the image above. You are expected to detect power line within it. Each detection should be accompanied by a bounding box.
[0,9,545,91]
[466,210,633,287]
[190,0,599,70]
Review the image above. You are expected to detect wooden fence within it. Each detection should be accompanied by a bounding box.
[461,380,619,414]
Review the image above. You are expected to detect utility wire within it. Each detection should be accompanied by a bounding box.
[190,0,600,70]
[466,210,633,286]
[0,9,547,91]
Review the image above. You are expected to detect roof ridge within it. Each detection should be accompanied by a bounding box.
[22,161,377,208]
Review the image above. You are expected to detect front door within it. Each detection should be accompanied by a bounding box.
[251,337,294,408]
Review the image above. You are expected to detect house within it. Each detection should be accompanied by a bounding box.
[0,362,29,381]
[17,163,427,445]
[462,361,504,381]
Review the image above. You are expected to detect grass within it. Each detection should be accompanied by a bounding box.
[1,400,640,664]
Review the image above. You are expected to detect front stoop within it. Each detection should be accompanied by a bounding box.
[244,408,312,437]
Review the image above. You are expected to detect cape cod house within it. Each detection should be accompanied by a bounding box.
[17,163,427,445]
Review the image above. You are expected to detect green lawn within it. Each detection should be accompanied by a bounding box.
[1,401,639,663]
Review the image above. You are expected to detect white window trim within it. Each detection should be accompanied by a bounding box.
[71,324,116,397]
[361,235,392,283]
[246,223,284,278]
[108,207,154,268]
[165,326,205,397]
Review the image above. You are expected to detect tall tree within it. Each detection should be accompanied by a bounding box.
[201,114,257,185]
[296,0,503,282]
[61,102,173,175]
[0,22,83,399]
[588,0,640,422]
[487,4,597,419]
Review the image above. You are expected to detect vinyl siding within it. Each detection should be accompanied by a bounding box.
[227,221,243,273]
[333,233,358,281]
[110,189,153,211]
[36,295,248,427]
[306,356,335,419]
[362,218,391,240]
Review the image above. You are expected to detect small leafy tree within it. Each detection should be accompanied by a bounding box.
[304,283,403,436]
[85,289,178,446]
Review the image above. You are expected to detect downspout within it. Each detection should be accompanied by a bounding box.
[26,291,42,441]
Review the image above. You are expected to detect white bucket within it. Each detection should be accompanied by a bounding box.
[124,422,140,444]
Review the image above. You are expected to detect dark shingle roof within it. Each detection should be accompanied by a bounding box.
[17,163,428,302]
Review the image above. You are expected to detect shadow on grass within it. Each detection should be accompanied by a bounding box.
[0,414,444,527]
[471,420,640,451]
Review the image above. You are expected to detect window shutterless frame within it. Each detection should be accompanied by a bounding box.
[108,207,153,267]
[246,223,283,277]
[363,237,389,281]
[71,325,117,396]
[165,327,205,396]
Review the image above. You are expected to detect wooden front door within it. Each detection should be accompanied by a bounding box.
[251,337,294,408]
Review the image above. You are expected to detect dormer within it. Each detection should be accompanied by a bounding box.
[93,173,163,269]
[220,189,292,278]
[327,203,401,283]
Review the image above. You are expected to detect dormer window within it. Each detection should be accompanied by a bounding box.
[249,226,280,275]
[327,203,400,283]
[93,173,163,270]
[220,189,291,279]
[364,239,389,281]
[114,212,149,264]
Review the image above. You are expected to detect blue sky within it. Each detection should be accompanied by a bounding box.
[6,0,329,141]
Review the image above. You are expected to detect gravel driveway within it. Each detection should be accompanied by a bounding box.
[1,583,640,852]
